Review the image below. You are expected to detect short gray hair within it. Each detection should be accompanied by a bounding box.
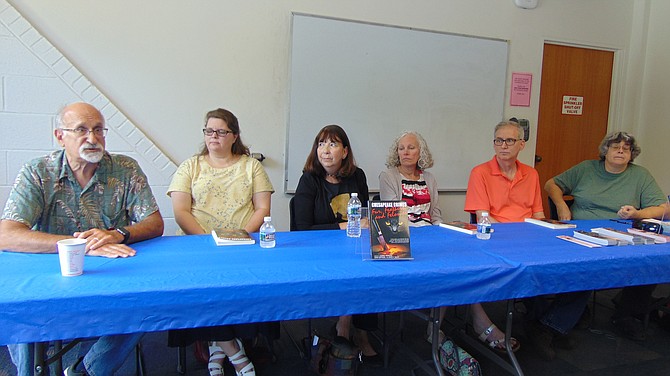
[55,105,67,128]
[385,131,434,169]
[598,131,641,162]
[493,120,524,139]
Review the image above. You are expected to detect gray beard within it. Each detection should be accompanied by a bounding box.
[79,143,103,163]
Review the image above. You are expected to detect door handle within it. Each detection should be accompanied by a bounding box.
[535,155,542,163]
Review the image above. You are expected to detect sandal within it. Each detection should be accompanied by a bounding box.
[208,342,227,376]
[229,338,256,376]
[478,324,520,353]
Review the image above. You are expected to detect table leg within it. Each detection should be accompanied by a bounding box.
[430,307,446,376]
[504,300,524,376]
[33,342,45,376]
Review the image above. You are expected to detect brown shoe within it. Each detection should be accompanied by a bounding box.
[525,321,555,361]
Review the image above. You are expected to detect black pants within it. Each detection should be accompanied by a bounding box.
[613,284,657,319]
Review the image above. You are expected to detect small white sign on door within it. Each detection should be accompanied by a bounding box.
[562,96,583,115]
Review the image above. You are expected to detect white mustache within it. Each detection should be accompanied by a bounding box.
[80,142,102,151]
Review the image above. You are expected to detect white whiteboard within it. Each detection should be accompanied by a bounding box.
[285,14,509,192]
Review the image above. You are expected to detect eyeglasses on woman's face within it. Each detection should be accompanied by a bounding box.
[203,128,234,137]
[608,143,631,152]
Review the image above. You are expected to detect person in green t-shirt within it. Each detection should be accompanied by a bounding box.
[546,131,667,342]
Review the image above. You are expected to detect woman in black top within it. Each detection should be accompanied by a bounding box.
[294,125,380,366]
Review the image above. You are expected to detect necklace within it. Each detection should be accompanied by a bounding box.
[325,172,338,178]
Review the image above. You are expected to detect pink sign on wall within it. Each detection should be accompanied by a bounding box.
[510,72,532,107]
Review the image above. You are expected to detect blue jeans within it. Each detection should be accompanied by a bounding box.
[8,333,143,376]
[525,291,591,335]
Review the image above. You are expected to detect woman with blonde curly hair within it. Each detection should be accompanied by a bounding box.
[379,131,442,226]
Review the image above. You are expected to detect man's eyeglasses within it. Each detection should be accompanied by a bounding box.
[61,127,108,138]
[203,128,234,137]
[493,138,522,146]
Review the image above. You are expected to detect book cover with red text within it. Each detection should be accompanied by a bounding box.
[369,200,412,260]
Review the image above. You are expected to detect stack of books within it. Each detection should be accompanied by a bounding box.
[591,227,652,245]
[572,230,620,246]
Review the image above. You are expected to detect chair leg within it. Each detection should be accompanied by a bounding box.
[54,340,63,375]
[281,321,307,359]
[135,343,146,376]
[177,346,186,374]
[591,290,597,326]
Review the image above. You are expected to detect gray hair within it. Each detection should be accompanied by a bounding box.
[598,131,641,162]
[385,131,434,169]
[55,105,67,128]
[493,120,524,139]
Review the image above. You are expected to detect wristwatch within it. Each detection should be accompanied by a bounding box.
[115,227,131,244]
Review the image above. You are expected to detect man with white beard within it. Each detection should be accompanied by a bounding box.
[0,102,164,375]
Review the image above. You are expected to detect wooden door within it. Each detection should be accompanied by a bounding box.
[535,43,614,217]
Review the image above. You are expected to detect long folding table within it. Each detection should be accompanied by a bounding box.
[2,219,670,375]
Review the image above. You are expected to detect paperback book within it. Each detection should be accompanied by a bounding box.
[211,228,255,246]
[369,200,412,260]
[524,217,577,229]
[439,221,477,235]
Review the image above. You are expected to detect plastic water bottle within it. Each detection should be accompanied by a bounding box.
[347,193,362,238]
[259,216,276,248]
[476,211,492,240]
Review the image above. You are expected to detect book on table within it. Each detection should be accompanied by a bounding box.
[439,221,477,235]
[369,200,413,260]
[524,217,577,229]
[211,228,255,246]
[590,227,651,245]
[572,230,620,246]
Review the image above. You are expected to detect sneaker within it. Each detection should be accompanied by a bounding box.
[524,321,555,361]
[64,357,88,376]
[612,316,646,341]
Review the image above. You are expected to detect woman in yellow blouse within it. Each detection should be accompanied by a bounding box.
[167,108,273,376]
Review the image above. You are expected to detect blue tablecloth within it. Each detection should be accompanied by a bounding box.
[2,219,670,345]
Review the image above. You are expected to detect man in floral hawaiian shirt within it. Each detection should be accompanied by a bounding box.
[0,102,164,376]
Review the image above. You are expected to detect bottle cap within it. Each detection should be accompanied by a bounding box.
[482,211,489,217]
[351,193,358,197]
[264,216,271,221]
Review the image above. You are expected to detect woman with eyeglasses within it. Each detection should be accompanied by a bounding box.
[166,108,273,376]
[546,131,665,221]
[545,131,666,342]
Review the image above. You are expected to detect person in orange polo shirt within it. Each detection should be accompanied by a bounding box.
[465,120,590,361]
[465,120,544,222]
